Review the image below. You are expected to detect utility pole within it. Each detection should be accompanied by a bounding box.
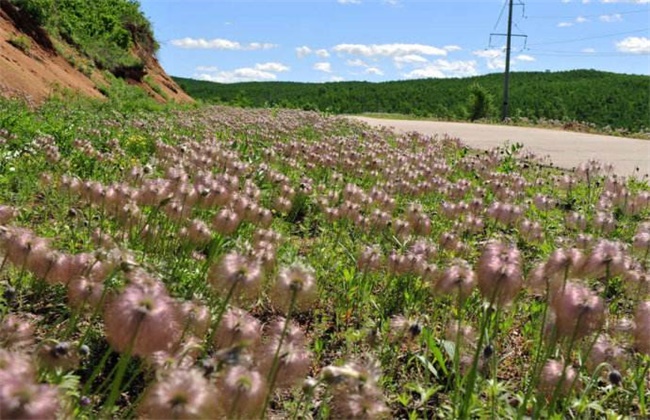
[490,0,527,121]
[502,0,514,121]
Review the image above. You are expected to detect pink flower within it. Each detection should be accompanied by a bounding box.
[139,368,219,419]
[476,242,522,306]
[551,281,604,340]
[539,359,579,398]
[103,284,182,357]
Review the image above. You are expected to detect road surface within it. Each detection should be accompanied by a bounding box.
[352,117,650,178]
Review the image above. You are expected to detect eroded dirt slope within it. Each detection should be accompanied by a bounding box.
[0,1,191,104]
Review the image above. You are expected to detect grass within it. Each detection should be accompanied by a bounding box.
[0,96,648,419]
[8,34,32,54]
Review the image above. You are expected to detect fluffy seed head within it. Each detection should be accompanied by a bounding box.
[634,301,650,355]
[551,281,605,340]
[539,359,579,398]
[435,260,476,301]
[208,252,263,304]
[476,241,523,306]
[139,368,219,419]
[273,263,317,313]
[103,284,182,356]
[0,381,62,420]
[0,315,34,350]
[214,307,261,349]
[219,366,266,419]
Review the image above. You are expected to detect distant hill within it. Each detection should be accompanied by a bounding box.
[173,70,649,132]
[0,0,191,104]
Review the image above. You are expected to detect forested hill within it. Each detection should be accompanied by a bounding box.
[173,70,649,132]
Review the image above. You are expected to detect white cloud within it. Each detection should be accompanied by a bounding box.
[575,16,589,23]
[516,54,535,62]
[296,46,312,58]
[315,49,330,58]
[365,67,384,76]
[196,66,219,72]
[557,22,573,27]
[601,0,649,3]
[197,68,277,83]
[195,62,289,83]
[473,49,534,70]
[337,0,361,4]
[403,59,478,79]
[332,43,447,58]
[443,45,462,52]
[314,62,333,73]
[255,62,290,72]
[330,76,345,82]
[171,37,276,50]
[616,36,650,54]
[297,46,330,59]
[394,54,429,67]
[346,58,369,67]
[599,13,623,22]
[383,0,401,5]
[473,49,505,70]
[582,47,597,53]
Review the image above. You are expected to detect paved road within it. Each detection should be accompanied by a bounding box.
[352,117,650,178]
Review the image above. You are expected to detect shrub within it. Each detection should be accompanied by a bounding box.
[8,34,32,53]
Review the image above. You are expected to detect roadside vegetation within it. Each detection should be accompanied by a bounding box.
[174,70,650,135]
[0,91,649,418]
[6,0,156,78]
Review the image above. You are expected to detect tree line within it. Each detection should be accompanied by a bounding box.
[173,70,649,133]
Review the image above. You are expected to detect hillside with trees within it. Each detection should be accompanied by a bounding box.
[174,70,649,133]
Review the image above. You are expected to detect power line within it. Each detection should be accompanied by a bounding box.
[493,0,508,31]
[526,8,648,20]
[528,28,649,47]
[528,50,646,57]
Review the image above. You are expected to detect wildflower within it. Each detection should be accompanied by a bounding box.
[0,349,35,384]
[539,359,579,398]
[634,301,650,355]
[139,368,219,419]
[212,207,241,235]
[260,335,312,389]
[67,276,105,310]
[103,284,182,357]
[270,263,316,313]
[633,231,650,253]
[218,365,266,419]
[214,307,262,349]
[551,281,604,340]
[357,245,383,273]
[0,315,34,349]
[544,248,585,283]
[476,241,523,306]
[322,359,389,420]
[0,381,62,420]
[179,300,211,339]
[582,240,627,280]
[586,335,627,375]
[208,252,263,303]
[435,260,476,301]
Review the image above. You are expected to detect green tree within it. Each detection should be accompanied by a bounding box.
[468,83,494,121]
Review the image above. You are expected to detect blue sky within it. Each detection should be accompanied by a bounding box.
[139,0,649,83]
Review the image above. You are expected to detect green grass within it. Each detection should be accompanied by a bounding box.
[0,95,649,419]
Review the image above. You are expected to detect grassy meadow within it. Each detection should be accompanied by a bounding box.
[0,95,649,419]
